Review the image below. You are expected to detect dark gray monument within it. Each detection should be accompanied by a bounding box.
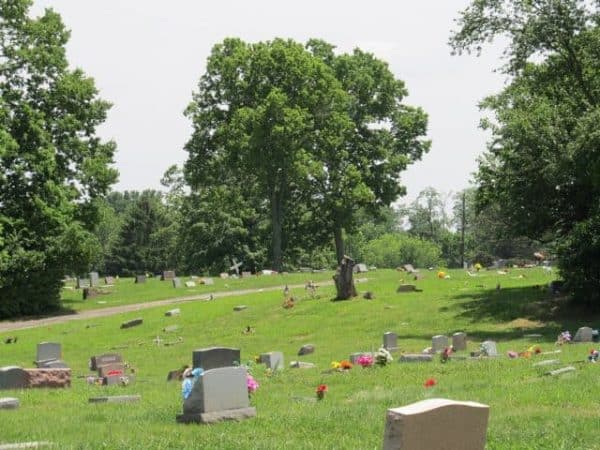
[192,347,240,370]
[0,367,29,390]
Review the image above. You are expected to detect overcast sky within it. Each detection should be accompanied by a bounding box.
[32,0,505,204]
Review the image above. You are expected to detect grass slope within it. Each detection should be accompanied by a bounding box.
[1,268,599,449]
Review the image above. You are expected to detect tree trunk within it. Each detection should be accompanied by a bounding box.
[333,255,357,300]
[271,190,283,272]
[333,226,345,264]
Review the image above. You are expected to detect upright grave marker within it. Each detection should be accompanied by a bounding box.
[383,332,398,351]
[192,347,240,371]
[452,332,467,351]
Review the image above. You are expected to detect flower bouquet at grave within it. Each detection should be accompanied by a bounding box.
[556,331,571,345]
[375,348,393,366]
[330,360,353,371]
[588,349,599,363]
[316,384,328,400]
[357,354,374,368]
[440,347,453,363]
[247,374,259,395]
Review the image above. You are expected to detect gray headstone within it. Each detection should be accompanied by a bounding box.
[36,342,61,363]
[89,395,141,403]
[399,354,433,363]
[98,363,126,378]
[259,352,284,370]
[241,271,252,278]
[163,325,179,333]
[0,367,28,390]
[89,272,99,287]
[382,398,489,450]
[403,264,418,274]
[165,308,180,317]
[452,332,467,351]
[135,275,146,284]
[349,352,373,365]
[481,340,498,357]
[77,278,91,289]
[202,278,214,285]
[120,318,143,329]
[172,278,182,288]
[353,263,369,273]
[431,335,449,353]
[36,360,69,369]
[192,347,240,371]
[185,281,196,288]
[383,332,398,351]
[89,353,123,371]
[289,361,316,369]
[105,276,115,285]
[177,366,256,424]
[573,326,593,342]
[233,305,247,311]
[161,270,175,280]
[0,397,19,409]
[298,344,315,356]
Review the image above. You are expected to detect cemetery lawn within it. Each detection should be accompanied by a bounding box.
[60,271,354,313]
[2,268,600,449]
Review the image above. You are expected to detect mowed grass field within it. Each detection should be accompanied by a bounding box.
[1,268,600,449]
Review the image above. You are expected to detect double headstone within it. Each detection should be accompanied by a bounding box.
[452,332,467,351]
[383,332,398,351]
[259,352,284,371]
[431,335,449,353]
[192,347,240,371]
[89,353,123,371]
[382,398,489,450]
[176,366,256,424]
[89,353,127,385]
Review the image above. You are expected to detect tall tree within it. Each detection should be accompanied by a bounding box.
[0,1,117,318]
[451,0,600,305]
[307,40,430,262]
[184,38,351,270]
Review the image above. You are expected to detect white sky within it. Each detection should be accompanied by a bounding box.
[32,0,505,204]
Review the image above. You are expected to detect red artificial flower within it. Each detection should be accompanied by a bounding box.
[534,347,541,354]
[423,378,436,388]
[316,384,328,393]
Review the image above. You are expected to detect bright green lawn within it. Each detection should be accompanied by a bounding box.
[60,271,355,312]
[1,268,599,449]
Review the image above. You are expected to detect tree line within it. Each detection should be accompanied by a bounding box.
[2,0,599,318]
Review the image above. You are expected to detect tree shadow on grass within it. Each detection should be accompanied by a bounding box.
[443,285,600,342]
[3,305,77,323]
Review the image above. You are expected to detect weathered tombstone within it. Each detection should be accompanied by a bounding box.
[382,398,489,450]
[77,278,90,289]
[89,395,141,404]
[397,284,417,293]
[298,344,315,356]
[89,272,100,287]
[481,340,498,357]
[161,270,175,281]
[383,332,398,351]
[399,354,433,363]
[573,326,593,342]
[431,335,449,353]
[333,255,357,300]
[353,263,369,273]
[185,281,196,288]
[192,347,241,371]
[163,325,180,333]
[241,271,252,278]
[403,264,418,274]
[452,332,467,351]
[172,277,182,288]
[98,363,126,378]
[176,366,256,424]
[89,353,123,371]
[36,342,62,364]
[233,305,247,311]
[105,276,115,285]
[120,318,143,329]
[135,275,146,284]
[165,308,180,317]
[219,273,229,279]
[0,397,19,409]
[0,367,29,390]
[202,278,215,285]
[259,352,284,370]
[289,361,316,369]
[82,287,100,300]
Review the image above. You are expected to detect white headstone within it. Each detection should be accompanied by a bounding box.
[185,281,196,288]
[481,340,498,357]
[382,398,489,450]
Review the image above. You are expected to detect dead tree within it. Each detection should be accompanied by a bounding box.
[333,255,357,300]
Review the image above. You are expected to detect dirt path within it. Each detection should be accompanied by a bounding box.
[0,281,335,333]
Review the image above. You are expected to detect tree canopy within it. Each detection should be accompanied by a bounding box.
[0,0,117,318]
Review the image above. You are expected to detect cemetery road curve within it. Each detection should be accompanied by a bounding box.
[0,281,336,332]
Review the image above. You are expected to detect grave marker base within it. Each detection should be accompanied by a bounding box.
[176,406,256,424]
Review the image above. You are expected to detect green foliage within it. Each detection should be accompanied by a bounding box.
[0,1,117,318]
[451,1,600,302]
[362,233,442,268]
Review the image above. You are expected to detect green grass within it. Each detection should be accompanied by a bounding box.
[60,271,352,313]
[1,268,599,449]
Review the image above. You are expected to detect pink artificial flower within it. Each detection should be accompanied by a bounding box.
[357,354,374,367]
[247,374,259,394]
